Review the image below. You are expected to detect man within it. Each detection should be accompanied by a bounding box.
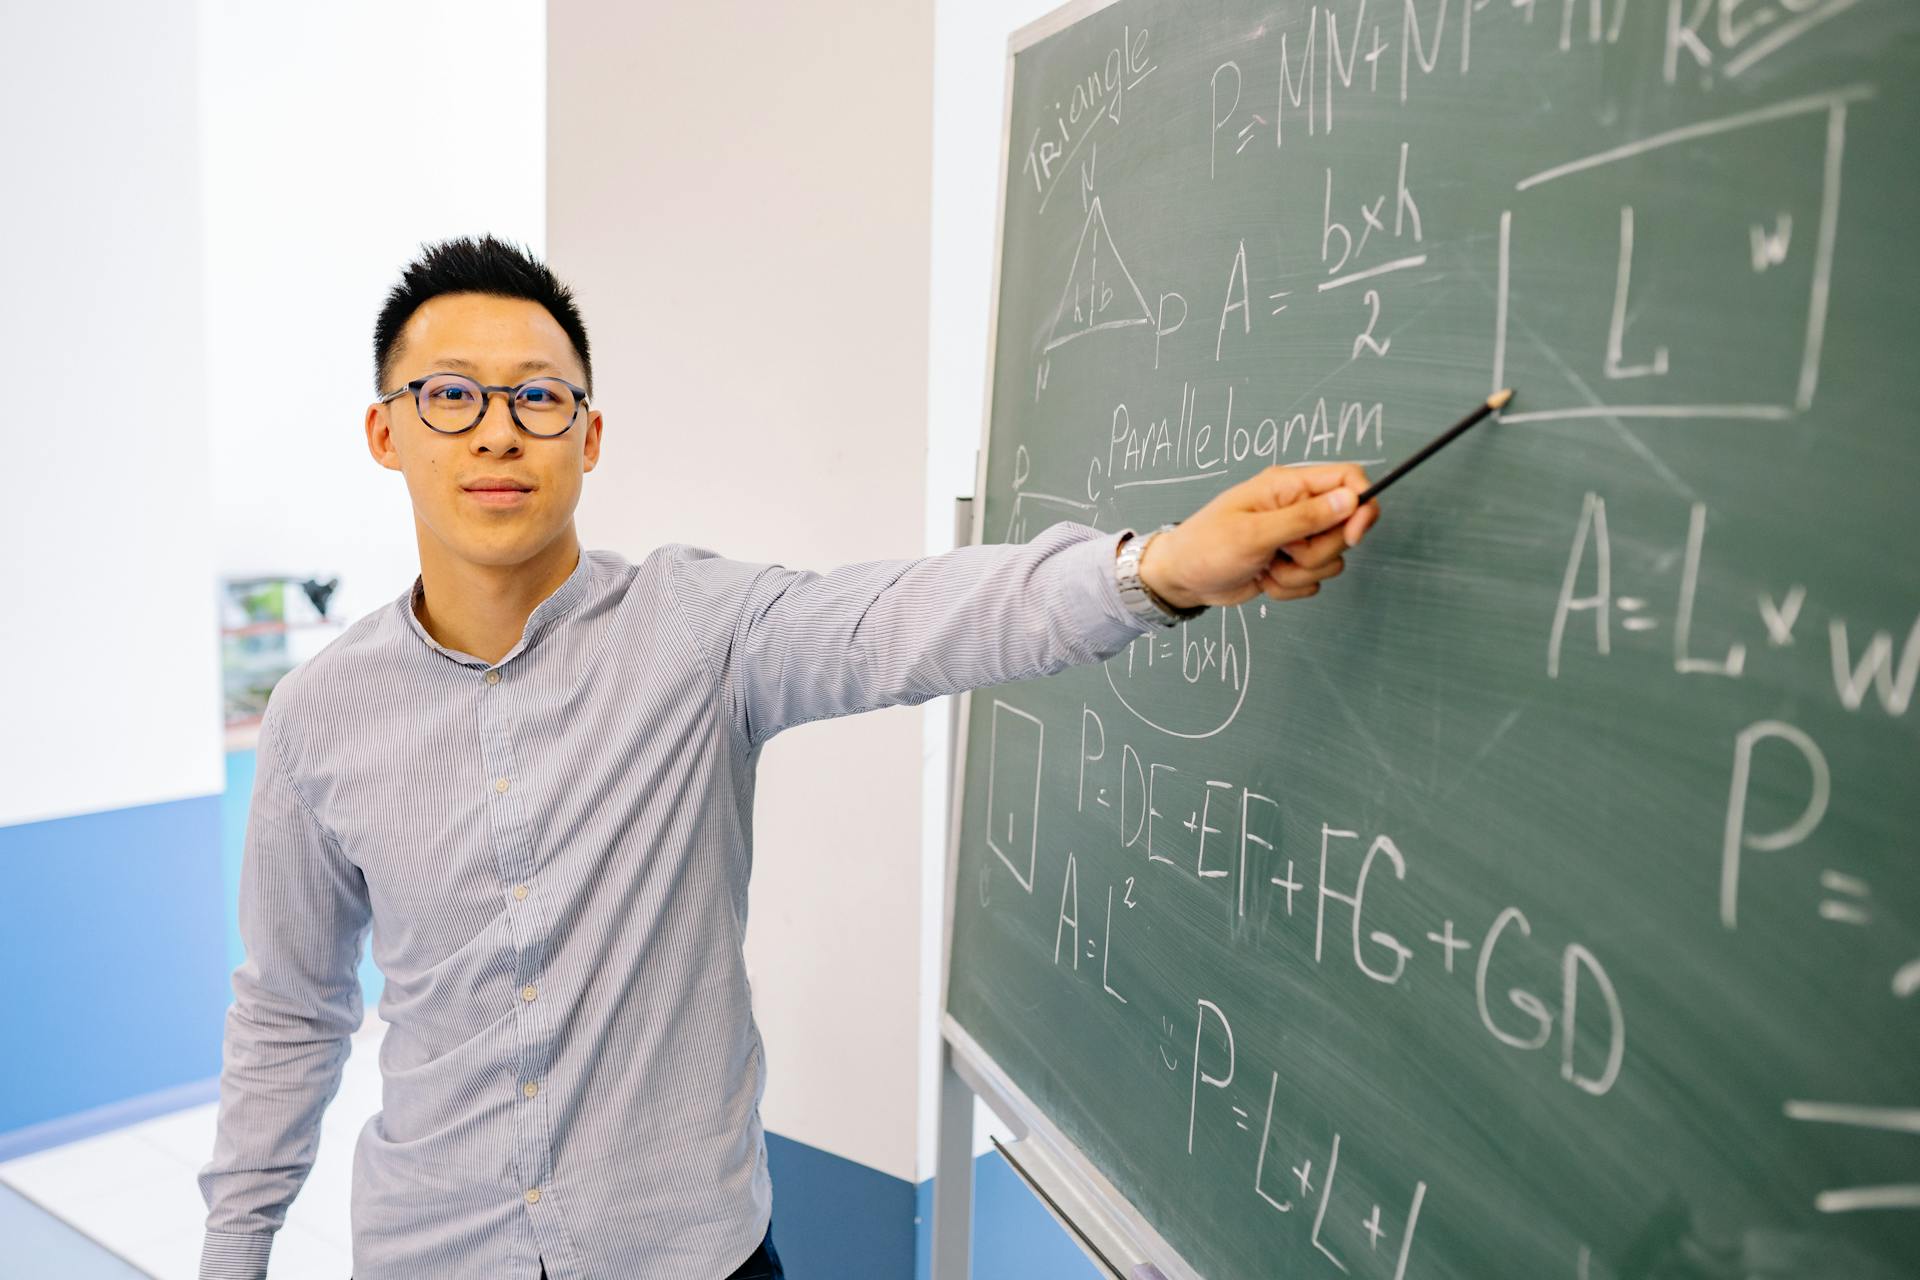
[196,236,1378,1280]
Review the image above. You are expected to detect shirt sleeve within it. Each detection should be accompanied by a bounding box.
[197,696,372,1280]
[663,519,1155,749]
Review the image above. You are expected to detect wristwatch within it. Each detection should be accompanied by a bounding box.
[1114,524,1207,628]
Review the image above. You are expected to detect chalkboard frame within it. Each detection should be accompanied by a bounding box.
[927,1,1920,1276]
[933,2,1204,1277]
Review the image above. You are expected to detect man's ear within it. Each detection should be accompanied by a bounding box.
[582,408,604,473]
[366,402,403,472]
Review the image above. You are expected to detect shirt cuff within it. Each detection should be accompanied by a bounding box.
[1061,525,1159,654]
[200,1230,273,1280]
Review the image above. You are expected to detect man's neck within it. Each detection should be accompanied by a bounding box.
[413,528,582,665]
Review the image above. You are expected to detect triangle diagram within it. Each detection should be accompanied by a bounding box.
[1044,196,1154,354]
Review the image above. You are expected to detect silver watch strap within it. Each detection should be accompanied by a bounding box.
[1115,524,1205,627]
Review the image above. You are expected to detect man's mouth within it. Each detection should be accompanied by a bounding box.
[463,482,533,507]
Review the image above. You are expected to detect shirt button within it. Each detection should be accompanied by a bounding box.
[523,1081,539,1098]
[522,984,538,1002]
[485,670,501,685]
[512,884,529,901]
[525,1188,541,1204]
[494,778,510,794]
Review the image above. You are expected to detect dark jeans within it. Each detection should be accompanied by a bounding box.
[355,1222,782,1279]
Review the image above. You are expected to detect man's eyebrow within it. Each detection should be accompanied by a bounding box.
[430,357,565,378]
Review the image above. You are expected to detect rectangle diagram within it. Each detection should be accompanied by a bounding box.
[1491,86,1872,425]
[985,699,1046,892]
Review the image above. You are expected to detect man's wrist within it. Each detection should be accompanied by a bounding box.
[1136,526,1202,611]
[1115,526,1206,626]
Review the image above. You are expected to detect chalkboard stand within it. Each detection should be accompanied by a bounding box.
[932,473,1200,1277]
[938,1016,1198,1280]
[930,494,977,1280]
[988,1135,1128,1275]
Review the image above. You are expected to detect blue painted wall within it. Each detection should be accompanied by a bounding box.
[0,793,229,1148]
[767,1136,1102,1280]
[0,751,381,1162]
[914,1152,1104,1280]
[766,1132,917,1276]
[763,1134,1102,1279]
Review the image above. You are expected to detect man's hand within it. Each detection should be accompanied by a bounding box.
[1136,463,1380,609]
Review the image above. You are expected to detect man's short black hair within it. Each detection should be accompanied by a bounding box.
[373,234,593,396]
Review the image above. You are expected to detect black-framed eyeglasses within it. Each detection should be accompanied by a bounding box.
[376,372,589,437]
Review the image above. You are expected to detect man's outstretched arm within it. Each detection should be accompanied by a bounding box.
[666,463,1378,749]
[198,698,372,1280]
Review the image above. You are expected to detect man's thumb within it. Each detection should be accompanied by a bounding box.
[1255,486,1355,546]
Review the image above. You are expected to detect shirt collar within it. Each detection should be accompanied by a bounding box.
[401,547,594,668]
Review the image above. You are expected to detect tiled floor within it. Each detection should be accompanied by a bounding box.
[0,1018,385,1280]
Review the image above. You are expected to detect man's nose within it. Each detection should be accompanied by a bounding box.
[472,390,521,449]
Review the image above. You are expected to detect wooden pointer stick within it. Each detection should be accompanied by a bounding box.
[1354,387,1513,506]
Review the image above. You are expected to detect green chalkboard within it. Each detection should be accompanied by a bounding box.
[942,1,1920,1276]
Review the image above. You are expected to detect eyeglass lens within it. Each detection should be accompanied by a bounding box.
[417,374,578,435]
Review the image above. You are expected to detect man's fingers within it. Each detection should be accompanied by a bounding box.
[1245,466,1311,512]
[1278,525,1349,570]
[1343,499,1381,548]
[1259,575,1321,601]
[1266,554,1345,591]
[1252,485,1358,549]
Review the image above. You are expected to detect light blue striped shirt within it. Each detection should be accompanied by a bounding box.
[197,522,1149,1279]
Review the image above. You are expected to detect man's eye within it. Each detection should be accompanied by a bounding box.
[432,385,473,402]
[520,387,553,404]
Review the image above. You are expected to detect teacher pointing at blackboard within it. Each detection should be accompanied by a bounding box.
[193,235,1380,1280]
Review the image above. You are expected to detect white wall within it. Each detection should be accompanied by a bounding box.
[920,0,1075,1178]
[199,0,547,626]
[0,3,551,832]
[0,1,222,828]
[546,0,934,1183]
